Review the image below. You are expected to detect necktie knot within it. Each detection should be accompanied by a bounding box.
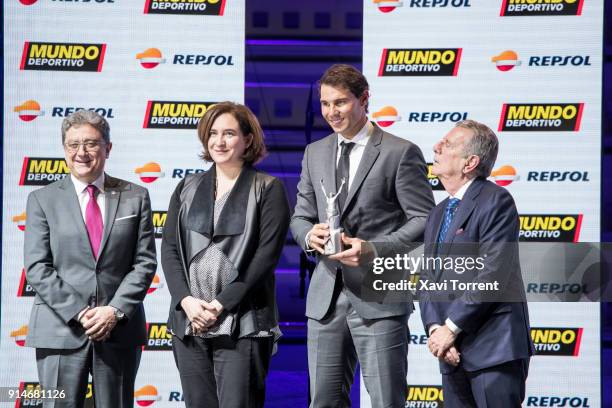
[446,197,460,213]
[86,184,98,199]
[340,141,355,157]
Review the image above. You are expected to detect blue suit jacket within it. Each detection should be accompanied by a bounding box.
[419,177,534,374]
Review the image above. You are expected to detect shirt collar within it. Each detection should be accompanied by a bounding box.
[71,173,105,194]
[337,121,371,147]
[450,178,474,200]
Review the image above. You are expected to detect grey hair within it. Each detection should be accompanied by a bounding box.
[61,110,110,144]
[455,119,499,178]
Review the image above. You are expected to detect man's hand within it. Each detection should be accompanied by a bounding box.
[181,296,216,333]
[329,234,365,267]
[441,346,461,367]
[306,223,330,254]
[82,306,117,341]
[428,325,457,358]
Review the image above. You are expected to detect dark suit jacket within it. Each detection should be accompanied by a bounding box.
[24,175,157,349]
[419,177,534,373]
[291,122,435,320]
[162,165,290,340]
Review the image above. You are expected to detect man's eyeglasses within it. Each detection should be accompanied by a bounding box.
[64,140,105,153]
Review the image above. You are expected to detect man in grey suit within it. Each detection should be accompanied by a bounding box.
[291,64,435,407]
[24,110,157,407]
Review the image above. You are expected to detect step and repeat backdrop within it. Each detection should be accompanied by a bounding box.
[363,0,601,407]
[2,0,244,406]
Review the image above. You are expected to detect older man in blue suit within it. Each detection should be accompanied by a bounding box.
[419,120,534,407]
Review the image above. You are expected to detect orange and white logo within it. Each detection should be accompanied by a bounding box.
[135,163,165,183]
[13,212,27,231]
[491,50,522,72]
[147,274,165,294]
[373,0,403,13]
[10,326,28,347]
[134,385,162,407]
[490,165,519,186]
[136,48,166,69]
[372,106,401,127]
[14,100,45,122]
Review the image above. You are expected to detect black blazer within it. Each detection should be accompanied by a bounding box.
[161,165,290,339]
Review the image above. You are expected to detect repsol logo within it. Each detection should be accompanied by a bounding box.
[20,42,106,72]
[18,269,36,297]
[526,171,589,182]
[498,103,583,132]
[51,0,116,2]
[172,168,206,178]
[526,396,590,407]
[144,0,226,15]
[406,385,444,407]
[378,48,461,76]
[426,163,444,191]
[529,55,591,67]
[519,214,582,242]
[152,211,167,239]
[500,0,583,16]
[144,323,172,350]
[173,54,234,66]
[51,107,115,118]
[20,157,69,186]
[526,283,587,295]
[530,327,583,356]
[143,101,216,129]
[407,112,467,123]
[409,334,428,345]
[407,0,470,7]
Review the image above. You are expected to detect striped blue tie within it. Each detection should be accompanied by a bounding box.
[437,198,461,243]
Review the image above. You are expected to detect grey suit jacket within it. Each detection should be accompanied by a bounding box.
[24,174,157,349]
[291,123,435,320]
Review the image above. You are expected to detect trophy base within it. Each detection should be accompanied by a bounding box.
[323,229,343,255]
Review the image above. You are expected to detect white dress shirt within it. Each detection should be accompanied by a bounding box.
[336,121,372,191]
[430,177,475,336]
[71,173,106,226]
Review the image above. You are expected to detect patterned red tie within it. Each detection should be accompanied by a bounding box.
[85,185,103,259]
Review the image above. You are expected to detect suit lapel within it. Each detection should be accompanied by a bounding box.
[321,135,338,199]
[439,178,484,257]
[58,176,95,261]
[342,123,381,215]
[98,175,122,260]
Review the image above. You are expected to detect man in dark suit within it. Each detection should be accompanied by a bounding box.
[420,120,534,407]
[24,110,157,407]
[291,64,435,407]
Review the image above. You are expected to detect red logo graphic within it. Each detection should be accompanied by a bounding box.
[373,0,403,13]
[136,48,166,69]
[19,0,38,5]
[10,326,28,347]
[491,50,522,72]
[372,106,401,127]
[490,165,519,186]
[14,100,45,122]
[135,163,165,183]
[147,274,165,294]
[13,212,27,231]
[134,385,162,406]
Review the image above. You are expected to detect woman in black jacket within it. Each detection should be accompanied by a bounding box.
[161,101,290,407]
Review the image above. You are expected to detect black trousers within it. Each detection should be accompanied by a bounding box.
[172,335,274,408]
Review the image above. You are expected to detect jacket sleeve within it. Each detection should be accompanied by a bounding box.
[108,188,157,319]
[24,191,89,324]
[161,179,192,311]
[215,178,290,311]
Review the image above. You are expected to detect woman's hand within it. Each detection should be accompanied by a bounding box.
[181,296,217,332]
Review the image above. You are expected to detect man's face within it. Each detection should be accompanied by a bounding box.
[431,127,473,181]
[64,124,112,183]
[320,84,368,139]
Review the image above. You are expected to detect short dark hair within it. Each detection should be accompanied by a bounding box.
[197,102,267,165]
[61,110,110,144]
[319,64,369,112]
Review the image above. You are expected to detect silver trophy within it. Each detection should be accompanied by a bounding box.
[320,178,345,255]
